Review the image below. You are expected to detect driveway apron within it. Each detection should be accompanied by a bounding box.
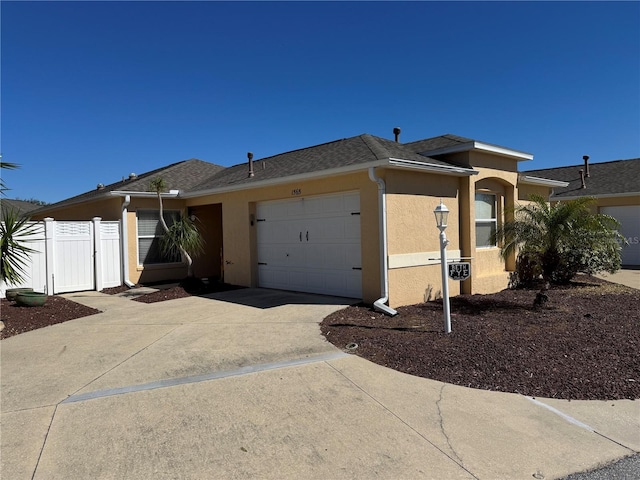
[1,288,637,480]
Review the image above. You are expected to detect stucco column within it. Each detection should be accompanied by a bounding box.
[459,177,474,294]
[504,185,516,272]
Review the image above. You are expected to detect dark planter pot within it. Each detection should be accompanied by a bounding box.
[6,287,34,301]
[16,292,48,307]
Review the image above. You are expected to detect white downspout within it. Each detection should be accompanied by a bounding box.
[121,195,135,287]
[368,167,398,316]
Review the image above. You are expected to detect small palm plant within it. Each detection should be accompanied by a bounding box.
[493,195,624,305]
[149,177,204,278]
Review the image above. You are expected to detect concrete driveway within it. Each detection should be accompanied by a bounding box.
[1,288,638,479]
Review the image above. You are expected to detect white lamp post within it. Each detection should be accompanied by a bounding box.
[434,201,452,334]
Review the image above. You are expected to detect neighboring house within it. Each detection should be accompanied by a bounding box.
[524,158,640,267]
[1,198,43,217]
[32,131,567,309]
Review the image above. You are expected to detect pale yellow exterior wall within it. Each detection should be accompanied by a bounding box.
[465,152,520,295]
[186,171,382,304]
[33,155,561,303]
[518,184,550,202]
[384,169,461,307]
[31,197,122,221]
[594,195,640,211]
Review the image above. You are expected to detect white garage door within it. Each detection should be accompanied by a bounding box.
[601,206,640,266]
[256,192,362,298]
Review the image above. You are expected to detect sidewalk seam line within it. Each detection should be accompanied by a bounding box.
[63,325,182,400]
[325,361,480,480]
[61,352,348,404]
[30,404,58,480]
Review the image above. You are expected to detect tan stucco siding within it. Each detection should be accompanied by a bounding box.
[469,151,521,173]
[466,167,519,294]
[594,195,640,211]
[186,172,381,303]
[384,169,461,307]
[517,184,550,202]
[31,197,122,221]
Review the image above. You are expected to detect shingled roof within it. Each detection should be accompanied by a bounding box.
[0,198,43,217]
[34,131,540,210]
[186,134,457,194]
[524,158,640,199]
[34,159,226,213]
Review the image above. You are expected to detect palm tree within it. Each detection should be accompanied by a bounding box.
[149,177,204,278]
[1,208,39,287]
[494,195,623,304]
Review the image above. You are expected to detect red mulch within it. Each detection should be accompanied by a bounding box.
[1,296,100,339]
[321,275,640,400]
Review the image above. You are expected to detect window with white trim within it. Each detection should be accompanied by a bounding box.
[475,193,497,248]
[137,210,181,265]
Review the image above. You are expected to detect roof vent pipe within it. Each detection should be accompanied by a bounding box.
[583,155,590,177]
[393,127,401,143]
[248,152,254,178]
[579,169,586,188]
[129,173,137,180]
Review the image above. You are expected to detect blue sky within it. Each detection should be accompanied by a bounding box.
[2,1,639,204]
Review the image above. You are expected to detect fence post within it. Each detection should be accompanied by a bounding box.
[93,217,103,292]
[43,217,55,295]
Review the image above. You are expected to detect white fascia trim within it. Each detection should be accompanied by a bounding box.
[519,175,569,187]
[422,142,534,161]
[110,190,180,198]
[552,192,640,201]
[387,158,479,176]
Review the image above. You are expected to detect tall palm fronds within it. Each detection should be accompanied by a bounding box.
[1,209,39,285]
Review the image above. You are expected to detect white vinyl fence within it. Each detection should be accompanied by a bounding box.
[1,217,122,298]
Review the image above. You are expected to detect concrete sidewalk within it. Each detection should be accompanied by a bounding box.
[2,289,638,479]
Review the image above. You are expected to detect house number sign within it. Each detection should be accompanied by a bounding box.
[448,262,471,281]
[291,188,302,196]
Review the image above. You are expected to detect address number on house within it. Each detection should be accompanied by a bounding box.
[448,262,471,281]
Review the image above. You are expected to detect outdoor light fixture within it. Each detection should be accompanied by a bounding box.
[434,201,449,230]
[434,200,452,333]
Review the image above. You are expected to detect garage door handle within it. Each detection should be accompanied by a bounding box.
[306,231,309,241]
[299,232,302,242]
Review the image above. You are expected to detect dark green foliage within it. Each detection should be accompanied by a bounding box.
[1,209,39,285]
[494,195,624,288]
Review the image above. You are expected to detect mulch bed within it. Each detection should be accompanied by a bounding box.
[1,296,100,340]
[321,275,640,400]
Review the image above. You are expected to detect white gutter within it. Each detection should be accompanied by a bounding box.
[518,175,569,187]
[420,141,534,161]
[388,158,479,176]
[111,190,180,198]
[368,167,397,317]
[120,195,135,287]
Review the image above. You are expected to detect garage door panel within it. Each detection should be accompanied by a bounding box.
[601,206,640,266]
[257,192,362,298]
